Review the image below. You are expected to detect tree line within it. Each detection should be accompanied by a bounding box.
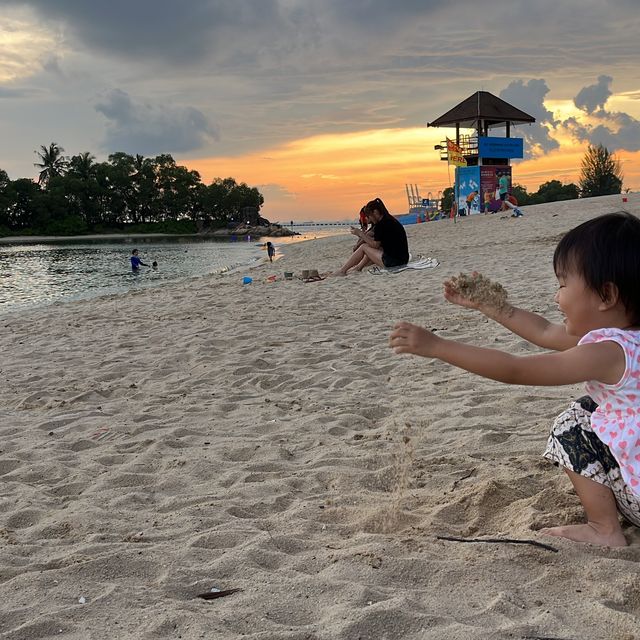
[0,143,264,236]
[441,143,624,213]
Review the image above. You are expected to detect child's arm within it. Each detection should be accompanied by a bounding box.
[444,277,578,351]
[390,322,624,386]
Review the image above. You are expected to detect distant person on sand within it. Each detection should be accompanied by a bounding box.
[266,241,276,263]
[130,249,149,271]
[498,171,510,212]
[152,260,158,270]
[483,189,492,214]
[333,197,409,276]
[391,212,640,547]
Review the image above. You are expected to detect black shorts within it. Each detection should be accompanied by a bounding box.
[499,192,508,201]
[382,254,407,268]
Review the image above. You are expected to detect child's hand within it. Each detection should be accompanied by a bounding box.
[444,272,510,318]
[390,322,440,358]
[443,272,482,310]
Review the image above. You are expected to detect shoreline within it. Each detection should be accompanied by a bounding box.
[0,232,198,244]
[0,227,348,317]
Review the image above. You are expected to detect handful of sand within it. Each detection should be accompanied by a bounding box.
[448,272,510,313]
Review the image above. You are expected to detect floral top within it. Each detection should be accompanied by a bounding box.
[579,328,640,495]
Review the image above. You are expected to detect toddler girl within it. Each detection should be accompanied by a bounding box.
[390,212,640,546]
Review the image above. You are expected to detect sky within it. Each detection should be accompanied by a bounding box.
[1,0,639,222]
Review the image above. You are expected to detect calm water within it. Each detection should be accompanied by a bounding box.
[0,227,348,315]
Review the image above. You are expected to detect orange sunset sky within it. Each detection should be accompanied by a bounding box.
[186,120,640,223]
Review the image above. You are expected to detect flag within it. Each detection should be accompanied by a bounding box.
[447,139,467,167]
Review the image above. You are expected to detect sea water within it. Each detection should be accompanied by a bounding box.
[0,227,347,315]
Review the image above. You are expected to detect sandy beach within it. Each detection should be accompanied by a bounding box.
[1,194,640,640]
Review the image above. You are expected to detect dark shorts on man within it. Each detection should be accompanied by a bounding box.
[499,192,508,201]
[382,254,407,268]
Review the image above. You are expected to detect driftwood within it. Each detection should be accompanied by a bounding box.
[436,535,558,553]
[196,588,243,600]
[522,636,576,640]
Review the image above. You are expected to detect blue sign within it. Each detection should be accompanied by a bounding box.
[478,137,523,159]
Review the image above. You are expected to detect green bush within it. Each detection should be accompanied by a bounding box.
[125,220,197,234]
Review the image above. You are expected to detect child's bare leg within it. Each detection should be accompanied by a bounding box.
[540,469,627,547]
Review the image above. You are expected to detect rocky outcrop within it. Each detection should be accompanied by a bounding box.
[203,222,298,239]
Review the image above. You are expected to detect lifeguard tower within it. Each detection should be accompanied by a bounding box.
[428,91,535,215]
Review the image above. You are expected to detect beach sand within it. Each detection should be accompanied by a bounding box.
[1,194,639,639]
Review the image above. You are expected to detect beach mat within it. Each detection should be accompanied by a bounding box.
[368,256,439,274]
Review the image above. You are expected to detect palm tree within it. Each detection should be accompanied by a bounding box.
[68,152,96,181]
[34,142,68,186]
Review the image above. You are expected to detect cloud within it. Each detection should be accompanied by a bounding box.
[563,76,640,152]
[0,86,29,98]
[6,0,282,65]
[574,75,613,114]
[95,89,218,155]
[40,54,63,76]
[256,183,297,200]
[499,79,559,157]
[300,173,341,180]
[0,13,60,82]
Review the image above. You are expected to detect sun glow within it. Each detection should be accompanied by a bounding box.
[184,116,640,222]
[185,127,451,221]
[0,16,60,83]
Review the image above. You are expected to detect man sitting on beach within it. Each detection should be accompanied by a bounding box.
[332,198,409,276]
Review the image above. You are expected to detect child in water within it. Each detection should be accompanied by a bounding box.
[390,212,640,547]
[266,241,276,263]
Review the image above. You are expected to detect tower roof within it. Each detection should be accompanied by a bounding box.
[428,91,535,129]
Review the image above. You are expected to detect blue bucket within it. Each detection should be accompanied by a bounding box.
[242,276,253,285]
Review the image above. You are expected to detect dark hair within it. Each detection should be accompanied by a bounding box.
[553,212,640,324]
[364,197,390,217]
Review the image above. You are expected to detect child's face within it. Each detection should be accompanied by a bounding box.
[554,270,603,336]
